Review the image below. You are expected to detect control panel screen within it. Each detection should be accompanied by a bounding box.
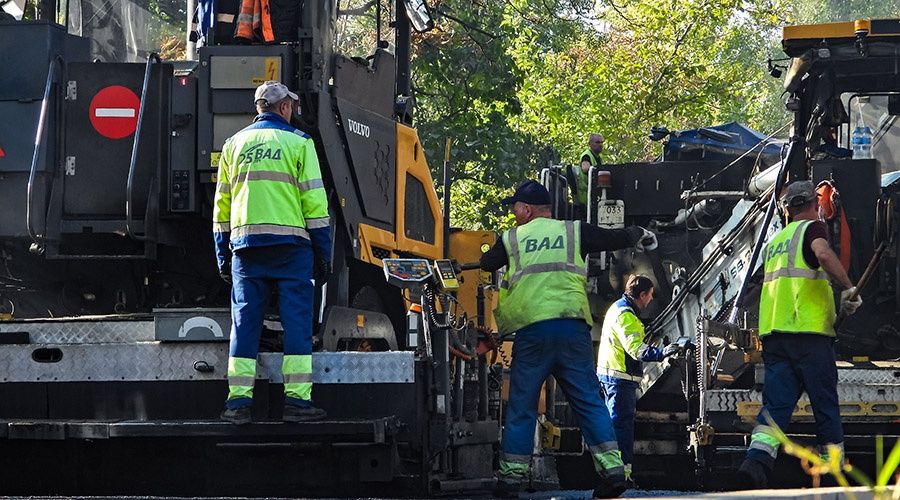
[433,259,459,290]
[383,259,433,288]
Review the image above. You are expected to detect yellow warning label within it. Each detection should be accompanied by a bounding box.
[251,57,281,86]
[210,151,221,169]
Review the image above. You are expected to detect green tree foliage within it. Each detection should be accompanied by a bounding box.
[411,0,799,230]
[412,2,547,230]
[404,1,900,229]
[510,0,793,163]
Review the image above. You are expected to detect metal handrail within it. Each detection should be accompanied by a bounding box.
[27,55,63,245]
[586,165,597,225]
[540,166,571,220]
[126,53,160,242]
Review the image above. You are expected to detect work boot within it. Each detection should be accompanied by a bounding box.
[492,475,526,498]
[283,404,327,422]
[593,472,628,498]
[220,406,251,425]
[737,458,769,489]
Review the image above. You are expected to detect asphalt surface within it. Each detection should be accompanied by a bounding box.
[0,492,700,499]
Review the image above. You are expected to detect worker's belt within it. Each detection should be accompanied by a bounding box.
[597,368,641,382]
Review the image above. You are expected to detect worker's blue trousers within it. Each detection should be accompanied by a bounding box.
[501,319,622,477]
[746,333,843,467]
[227,243,314,409]
[599,375,638,467]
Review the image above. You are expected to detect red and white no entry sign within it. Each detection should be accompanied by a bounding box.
[88,85,140,140]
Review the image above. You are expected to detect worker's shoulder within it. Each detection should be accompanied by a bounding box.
[240,120,313,141]
[613,303,638,322]
[273,126,313,141]
[802,219,829,240]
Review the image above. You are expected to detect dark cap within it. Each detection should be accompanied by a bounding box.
[501,180,551,206]
[781,180,818,208]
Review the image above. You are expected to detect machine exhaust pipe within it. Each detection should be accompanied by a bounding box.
[747,160,783,198]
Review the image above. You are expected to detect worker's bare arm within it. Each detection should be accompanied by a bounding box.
[811,237,853,289]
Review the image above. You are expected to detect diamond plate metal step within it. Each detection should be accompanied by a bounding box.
[0,316,155,343]
[0,344,415,383]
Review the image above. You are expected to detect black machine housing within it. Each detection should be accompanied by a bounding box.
[0,2,498,497]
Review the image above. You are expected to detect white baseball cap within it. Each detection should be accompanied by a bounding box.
[254,81,299,106]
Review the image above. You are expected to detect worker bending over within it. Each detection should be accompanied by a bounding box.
[738,180,862,487]
[597,274,682,483]
[213,81,332,425]
[480,180,656,498]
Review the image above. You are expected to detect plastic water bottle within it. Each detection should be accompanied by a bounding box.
[851,126,873,159]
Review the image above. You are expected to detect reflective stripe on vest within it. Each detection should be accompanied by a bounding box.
[231,170,325,193]
[597,367,641,382]
[758,220,836,337]
[494,218,591,334]
[505,220,584,286]
[231,223,310,240]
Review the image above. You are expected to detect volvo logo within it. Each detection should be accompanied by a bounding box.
[347,118,371,138]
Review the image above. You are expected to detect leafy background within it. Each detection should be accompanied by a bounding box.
[409,0,900,230]
[24,0,900,227]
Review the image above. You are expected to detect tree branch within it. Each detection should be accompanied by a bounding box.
[641,1,708,112]
[338,0,376,17]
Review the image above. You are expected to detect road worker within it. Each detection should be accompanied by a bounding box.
[597,274,682,484]
[480,180,657,498]
[570,133,604,209]
[213,81,332,425]
[737,180,862,487]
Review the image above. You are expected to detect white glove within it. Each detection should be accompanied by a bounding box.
[635,228,658,252]
[840,287,863,315]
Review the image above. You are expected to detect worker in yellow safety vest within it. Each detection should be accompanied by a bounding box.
[737,180,862,487]
[213,81,332,425]
[597,274,683,484]
[480,180,657,498]
[570,133,604,208]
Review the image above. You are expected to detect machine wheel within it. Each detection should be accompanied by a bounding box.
[350,285,386,313]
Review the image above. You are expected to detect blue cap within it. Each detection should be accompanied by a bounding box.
[501,180,551,205]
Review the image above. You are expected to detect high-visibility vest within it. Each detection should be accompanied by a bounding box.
[758,220,835,337]
[597,296,653,381]
[213,113,329,250]
[494,218,591,334]
[234,0,274,43]
[572,149,600,206]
